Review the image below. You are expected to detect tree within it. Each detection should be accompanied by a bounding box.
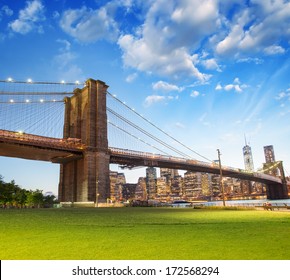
[0,178,15,207]
[13,188,28,208]
[0,175,54,208]
[43,194,56,207]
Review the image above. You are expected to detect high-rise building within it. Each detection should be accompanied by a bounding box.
[210,174,220,197]
[135,177,147,200]
[183,171,201,200]
[263,145,279,176]
[243,137,254,172]
[156,176,169,200]
[122,183,137,201]
[160,168,178,180]
[264,145,275,163]
[146,167,157,199]
[109,172,126,202]
[171,175,183,199]
[201,173,211,196]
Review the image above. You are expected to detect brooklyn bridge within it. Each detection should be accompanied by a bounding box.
[0,78,288,202]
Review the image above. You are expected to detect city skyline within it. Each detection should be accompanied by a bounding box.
[0,0,290,195]
[109,166,267,203]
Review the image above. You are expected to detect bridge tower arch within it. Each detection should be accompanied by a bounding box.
[58,79,110,204]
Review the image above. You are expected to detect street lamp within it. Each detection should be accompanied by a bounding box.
[217,149,226,207]
[96,180,99,207]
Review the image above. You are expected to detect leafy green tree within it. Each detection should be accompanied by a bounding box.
[26,189,44,208]
[0,174,55,208]
[13,188,28,208]
[44,194,56,207]
[0,178,15,207]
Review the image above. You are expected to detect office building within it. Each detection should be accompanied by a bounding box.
[146,167,157,199]
[243,139,254,172]
[264,145,275,163]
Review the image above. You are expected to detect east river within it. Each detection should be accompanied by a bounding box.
[202,198,290,207]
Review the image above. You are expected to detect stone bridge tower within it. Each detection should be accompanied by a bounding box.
[58,79,110,204]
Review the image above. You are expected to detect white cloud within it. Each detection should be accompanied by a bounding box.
[215,83,222,90]
[226,84,242,92]
[118,34,211,81]
[201,58,221,71]
[8,0,45,34]
[190,90,200,98]
[264,45,286,55]
[216,78,246,93]
[126,73,138,83]
[118,0,219,81]
[275,91,290,100]
[237,57,264,64]
[59,6,119,43]
[233,77,240,84]
[276,92,286,100]
[143,93,179,106]
[175,122,185,128]
[53,39,84,81]
[1,5,13,17]
[215,1,290,58]
[144,95,166,107]
[152,81,183,92]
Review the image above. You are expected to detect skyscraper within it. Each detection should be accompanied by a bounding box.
[243,137,254,172]
[264,145,275,163]
[263,145,279,176]
[146,167,157,199]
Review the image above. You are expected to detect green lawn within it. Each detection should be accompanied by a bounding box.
[1,207,289,260]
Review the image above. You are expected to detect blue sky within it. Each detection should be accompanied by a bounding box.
[0,0,290,194]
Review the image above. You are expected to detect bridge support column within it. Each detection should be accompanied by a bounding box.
[58,79,110,204]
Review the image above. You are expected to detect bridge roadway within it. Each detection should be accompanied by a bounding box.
[0,129,84,163]
[0,129,282,186]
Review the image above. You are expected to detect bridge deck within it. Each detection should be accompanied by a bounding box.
[0,130,282,185]
[109,147,282,185]
[0,129,83,163]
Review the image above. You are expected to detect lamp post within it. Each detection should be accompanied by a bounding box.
[217,149,226,207]
[96,180,99,207]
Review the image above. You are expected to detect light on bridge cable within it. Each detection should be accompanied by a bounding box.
[27,78,32,83]
[7,77,13,82]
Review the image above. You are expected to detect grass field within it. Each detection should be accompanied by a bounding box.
[1,207,289,260]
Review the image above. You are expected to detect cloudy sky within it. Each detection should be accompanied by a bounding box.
[1,0,290,194]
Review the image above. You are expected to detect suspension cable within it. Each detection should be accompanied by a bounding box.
[107,91,213,162]
[107,107,191,159]
[108,121,171,156]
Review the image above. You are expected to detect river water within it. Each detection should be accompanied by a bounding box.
[201,198,290,207]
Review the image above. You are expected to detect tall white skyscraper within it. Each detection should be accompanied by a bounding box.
[243,136,254,172]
